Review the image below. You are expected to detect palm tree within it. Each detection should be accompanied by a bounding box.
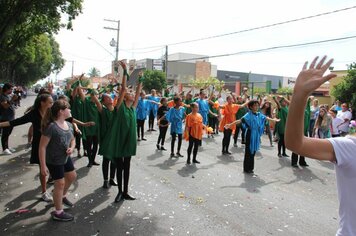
[88,67,100,77]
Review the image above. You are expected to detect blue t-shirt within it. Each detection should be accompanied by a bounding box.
[166,107,185,134]
[136,98,149,120]
[195,98,209,124]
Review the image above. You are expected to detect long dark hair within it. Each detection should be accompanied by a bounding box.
[260,102,272,117]
[25,93,51,114]
[41,100,70,133]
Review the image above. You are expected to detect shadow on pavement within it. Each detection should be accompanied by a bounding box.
[151,157,179,171]
[177,164,198,177]
[285,167,327,185]
[146,150,165,161]
[221,174,279,193]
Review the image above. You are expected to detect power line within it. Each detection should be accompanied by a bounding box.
[169,35,356,62]
[132,5,356,50]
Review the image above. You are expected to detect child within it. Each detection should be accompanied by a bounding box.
[156,97,169,150]
[184,103,204,164]
[329,109,343,137]
[163,97,185,158]
[92,93,117,189]
[226,100,279,174]
[285,56,356,235]
[273,96,290,157]
[136,91,149,141]
[39,100,76,221]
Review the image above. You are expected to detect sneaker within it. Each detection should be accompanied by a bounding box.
[160,146,167,151]
[103,180,109,189]
[52,211,74,222]
[170,153,175,158]
[42,192,53,202]
[156,144,160,150]
[109,179,118,186]
[2,149,12,155]
[62,197,74,208]
[9,147,16,152]
[141,138,147,141]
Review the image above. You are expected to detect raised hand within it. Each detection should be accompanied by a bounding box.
[119,60,127,70]
[294,56,336,96]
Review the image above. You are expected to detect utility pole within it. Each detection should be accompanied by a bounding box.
[165,45,168,80]
[71,61,74,78]
[104,19,120,75]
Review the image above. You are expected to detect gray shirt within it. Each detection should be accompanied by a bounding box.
[0,94,15,120]
[43,121,74,165]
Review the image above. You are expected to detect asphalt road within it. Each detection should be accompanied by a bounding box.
[0,95,339,236]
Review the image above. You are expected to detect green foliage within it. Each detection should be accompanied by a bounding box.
[142,70,167,92]
[277,87,293,95]
[253,87,267,95]
[191,77,225,92]
[0,0,83,85]
[331,63,356,111]
[88,67,101,77]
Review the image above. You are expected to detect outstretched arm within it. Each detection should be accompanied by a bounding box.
[116,61,128,109]
[285,56,337,162]
[133,72,144,108]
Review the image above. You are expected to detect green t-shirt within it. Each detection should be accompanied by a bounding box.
[184,99,193,115]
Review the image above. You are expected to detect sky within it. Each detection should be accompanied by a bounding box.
[52,0,356,82]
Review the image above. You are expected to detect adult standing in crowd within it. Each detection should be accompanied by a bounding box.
[0,83,17,155]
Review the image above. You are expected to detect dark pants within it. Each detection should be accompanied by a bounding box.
[187,136,200,162]
[208,116,218,132]
[233,125,245,144]
[222,128,232,152]
[278,133,286,155]
[148,111,155,130]
[86,135,98,164]
[116,156,131,194]
[291,152,307,166]
[102,158,116,180]
[244,130,255,172]
[265,125,273,145]
[309,119,315,137]
[171,133,182,154]
[1,125,13,151]
[75,130,81,151]
[157,126,168,146]
[137,119,145,138]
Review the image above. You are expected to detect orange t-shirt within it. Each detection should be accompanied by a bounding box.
[219,103,239,132]
[185,112,204,140]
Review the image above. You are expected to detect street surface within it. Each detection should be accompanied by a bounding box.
[0,95,339,236]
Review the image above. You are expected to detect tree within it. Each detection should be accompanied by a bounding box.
[142,70,167,92]
[88,67,100,77]
[0,0,83,84]
[191,77,225,92]
[277,87,293,95]
[331,63,356,112]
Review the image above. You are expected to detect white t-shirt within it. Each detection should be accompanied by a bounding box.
[328,136,356,236]
[336,110,352,133]
[331,117,344,135]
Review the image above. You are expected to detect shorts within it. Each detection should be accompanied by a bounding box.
[47,158,75,180]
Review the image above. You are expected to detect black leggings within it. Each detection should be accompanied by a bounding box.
[102,158,116,180]
[75,130,81,151]
[208,117,218,132]
[278,133,286,155]
[116,156,131,193]
[233,125,245,144]
[157,126,168,146]
[187,136,200,161]
[137,119,145,138]
[244,130,256,172]
[148,111,155,130]
[222,128,232,152]
[265,125,273,145]
[86,135,98,164]
[1,125,13,151]
[171,133,182,154]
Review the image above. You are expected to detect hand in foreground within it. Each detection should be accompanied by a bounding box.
[224,124,232,129]
[66,147,74,155]
[294,56,336,96]
[40,167,48,177]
